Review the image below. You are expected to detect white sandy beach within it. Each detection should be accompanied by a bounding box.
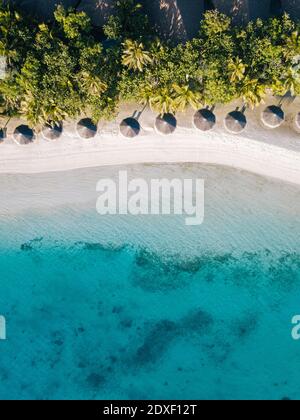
[1,99,300,184]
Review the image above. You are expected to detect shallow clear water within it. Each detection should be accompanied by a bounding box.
[0,164,300,400]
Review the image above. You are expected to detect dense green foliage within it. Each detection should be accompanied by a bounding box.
[1,0,300,127]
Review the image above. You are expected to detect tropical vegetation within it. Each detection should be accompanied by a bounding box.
[1,0,300,127]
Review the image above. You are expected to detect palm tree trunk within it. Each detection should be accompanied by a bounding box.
[204,0,216,12]
[270,0,283,16]
[74,1,83,11]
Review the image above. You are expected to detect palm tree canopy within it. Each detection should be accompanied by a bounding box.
[194,109,216,131]
[155,113,177,135]
[261,105,284,128]
[120,117,140,138]
[149,87,175,114]
[241,78,266,109]
[173,84,202,112]
[228,58,246,83]
[122,40,152,72]
[224,111,247,134]
[78,71,107,96]
[282,68,300,96]
[13,124,35,144]
[77,118,97,139]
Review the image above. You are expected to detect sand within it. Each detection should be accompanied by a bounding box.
[0,98,300,185]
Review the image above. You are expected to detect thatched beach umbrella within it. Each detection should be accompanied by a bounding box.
[292,112,300,133]
[120,117,141,138]
[155,113,177,135]
[76,118,97,139]
[295,112,300,129]
[13,125,35,145]
[193,109,216,131]
[42,122,63,141]
[0,128,5,143]
[261,105,284,129]
[224,111,247,134]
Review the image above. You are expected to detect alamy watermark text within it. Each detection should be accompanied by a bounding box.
[0,315,6,340]
[292,315,300,340]
[96,170,205,226]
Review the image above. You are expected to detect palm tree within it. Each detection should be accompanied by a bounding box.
[137,83,153,107]
[122,39,152,72]
[0,76,21,111]
[0,8,31,68]
[284,31,300,61]
[228,58,246,83]
[43,105,68,126]
[241,78,266,109]
[149,87,175,114]
[282,68,300,96]
[19,92,40,125]
[20,91,69,126]
[172,84,202,112]
[78,71,107,96]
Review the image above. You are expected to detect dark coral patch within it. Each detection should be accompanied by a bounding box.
[133,320,179,366]
[75,242,125,253]
[86,373,106,389]
[21,237,43,251]
[181,309,214,335]
[231,313,259,340]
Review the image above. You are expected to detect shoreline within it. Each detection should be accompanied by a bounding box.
[1,101,300,185]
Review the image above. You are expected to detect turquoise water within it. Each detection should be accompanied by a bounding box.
[0,164,300,400]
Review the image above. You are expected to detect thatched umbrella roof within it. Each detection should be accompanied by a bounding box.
[155,113,177,135]
[13,125,35,145]
[76,118,97,139]
[120,117,141,138]
[0,128,5,143]
[193,109,216,131]
[42,122,63,141]
[294,112,300,129]
[261,105,284,128]
[224,111,247,134]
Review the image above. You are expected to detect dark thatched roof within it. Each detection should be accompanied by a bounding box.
[295,112,300,130]
[13,125,35,145]
[155,113,177,135]
[120,118,141,138]
[77,118,97,139]
[0,128,5,143]
[193,109,216,131]
[224,111,247,134]
[42,122,63,140]
[261,105,284,128]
